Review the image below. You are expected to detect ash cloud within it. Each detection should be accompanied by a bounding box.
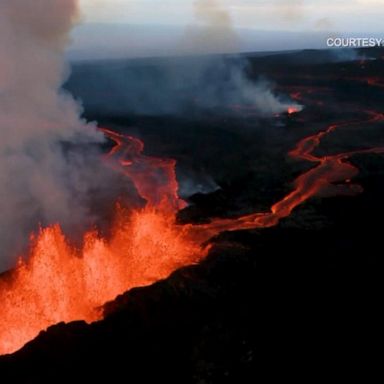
[0,0,126,270]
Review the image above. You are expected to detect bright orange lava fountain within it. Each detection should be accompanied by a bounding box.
[1,108,384,355]
[0,130,203,356]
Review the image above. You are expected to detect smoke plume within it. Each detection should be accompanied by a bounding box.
[275,0,304,24]
[0,0,121,270]
[181,0,240,55]
[67,0,300,118]
[67,55,300,117]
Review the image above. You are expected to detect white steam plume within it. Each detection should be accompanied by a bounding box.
[0,0,108,270]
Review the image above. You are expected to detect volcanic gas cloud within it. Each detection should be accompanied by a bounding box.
[1,0,383,357]
[0,0,106,271]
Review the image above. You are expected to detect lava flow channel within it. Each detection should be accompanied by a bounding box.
[198,110,384,234]
[1,110,384,355]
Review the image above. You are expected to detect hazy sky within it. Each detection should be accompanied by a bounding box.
[80,0,384,32]
[70,0,384,59]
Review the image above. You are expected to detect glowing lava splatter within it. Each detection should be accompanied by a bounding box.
[0,131,204,356]
[1,104,384,356]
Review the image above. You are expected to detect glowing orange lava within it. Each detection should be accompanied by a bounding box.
[0,206,207,355]
[199,110,384,233]
[287,106,300,115]
[101,128,186,213]
[365,77,384,88]
[1,106,384,356]
[0,130,205,356]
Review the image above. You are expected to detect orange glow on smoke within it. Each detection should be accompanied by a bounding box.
[1,105,384,355]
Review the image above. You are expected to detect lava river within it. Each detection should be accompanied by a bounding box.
[1,107,384,355]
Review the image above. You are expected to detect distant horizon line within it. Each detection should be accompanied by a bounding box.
[74,23,383,36]
[67,46,378,64]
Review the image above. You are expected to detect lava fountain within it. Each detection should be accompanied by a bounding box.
[0,130,207,356]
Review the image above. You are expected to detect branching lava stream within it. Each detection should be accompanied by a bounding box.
[1,105,384,355]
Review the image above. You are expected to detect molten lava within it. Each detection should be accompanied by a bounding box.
[0,206,207,356]
[0,130,205,356]
[198,110,384,234]
[100,128,186,213]
[1,101,384,356]
[287,107,299,115]
[365,77,384,88]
